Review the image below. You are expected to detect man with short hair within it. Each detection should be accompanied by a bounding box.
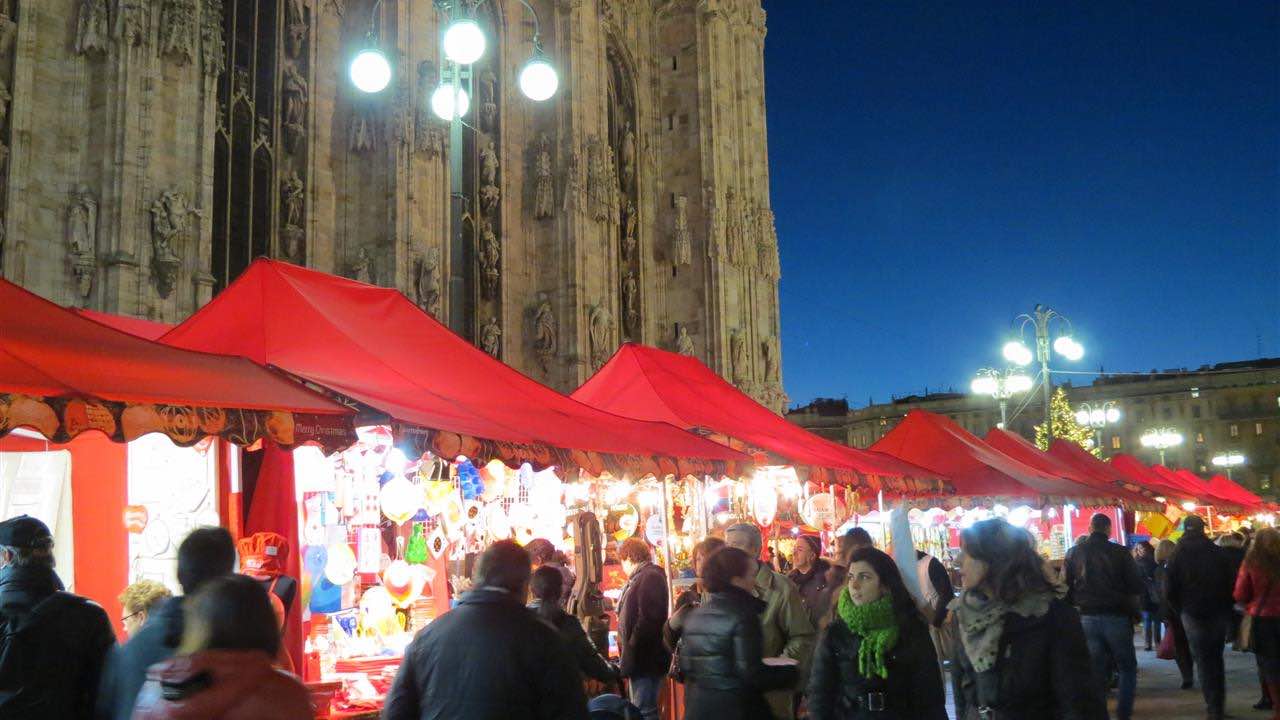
[96,526,236,720]
[0,514,115,719]
[616,537,669,720]
[725,523,815,720]
[1064,512,1144,720]
[786,535,829,628]
[528,537,576,608]
[383,540,588,720]
[1166,515,1236,720]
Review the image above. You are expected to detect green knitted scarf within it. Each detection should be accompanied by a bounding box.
[836,587,899,680]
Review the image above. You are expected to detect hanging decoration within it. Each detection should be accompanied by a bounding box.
[323,542,357,585]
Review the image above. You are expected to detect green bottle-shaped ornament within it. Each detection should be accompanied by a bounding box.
[405,522,428,564]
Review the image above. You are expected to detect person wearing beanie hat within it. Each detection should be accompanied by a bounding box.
[787,535,831,628]
[0,514,116,719]
[1166,514,1236,720]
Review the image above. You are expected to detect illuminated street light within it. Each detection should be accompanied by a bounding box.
[1075,401,1120,453]
[1011,304,1084,441]
[1141,427,1183,465]
[1212,452,1247,481]
[1002,340,1033,367]
[442,18,486,65]
[349,47,392,94]
[971,367,1034,429]
[430,84,470,121]
[518,53,559,101]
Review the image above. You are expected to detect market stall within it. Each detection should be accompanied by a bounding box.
[156,260,750,715]
[0,278,353,627]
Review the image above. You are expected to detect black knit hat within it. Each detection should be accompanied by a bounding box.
[0,515,52,550]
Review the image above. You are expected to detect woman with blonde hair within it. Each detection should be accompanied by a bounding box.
[1236,527,1280,717]
[118,580,171,640]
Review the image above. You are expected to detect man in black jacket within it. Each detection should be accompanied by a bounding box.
[95,525,235,720]
[616,537,669,720]
[1063,513,1144,720]
[0,515,115,720]
[1166,515,1236,720]
[383,540,588,720]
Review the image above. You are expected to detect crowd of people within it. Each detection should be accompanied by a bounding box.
[3,509,1280,719]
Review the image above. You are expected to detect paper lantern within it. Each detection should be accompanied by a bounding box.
[485,504,511,542]
[423,480,455,515]
[323,542,357,585]
[381,558,425,608]
[749,476,778,527]
[645,513,666,546]
[442,496,467,541]
[427,526,449,560]
[801,493,839,532]
[379,475,420,525]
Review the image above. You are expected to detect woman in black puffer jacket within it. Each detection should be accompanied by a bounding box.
[679,546,797,720]
[807,547,947,720]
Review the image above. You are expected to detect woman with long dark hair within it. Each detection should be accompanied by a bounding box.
[1236,527,1280,718]
[529,565,618,687]
[1133,541,1162,651]
[951,519,1104,720]
[678,546,797,720]
[807,547,946,719]
[131,574,312,719]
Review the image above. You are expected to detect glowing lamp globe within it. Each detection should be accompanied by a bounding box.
[518,56,559,101]
[443,19,486,65]
[1054,336,1084,361]
[349,49,392,94]
[1105,407,1122,424]
[1089,408,1105,426]
[970,376,998,396]
[1075,410,1090,426]
[1007,374,1033,393]
[430,84,470,121]
[1002,341,1032,366]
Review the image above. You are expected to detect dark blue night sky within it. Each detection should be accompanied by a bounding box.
[762,1,1279,408]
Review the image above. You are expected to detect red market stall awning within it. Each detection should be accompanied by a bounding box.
[1150,465,1239,508]
[1109,455,1196,503]
[0,278,353,450]
[1209,474,1266,509]
[1046,440,1160,500]
[570,343,947,494]
[158,259,747,479]
[1166,468,1258,511]
[984,430,1160,511]
[869,410,1112,505]
[73,309,174,340]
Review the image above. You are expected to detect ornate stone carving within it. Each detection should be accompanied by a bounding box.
[672,195,692,267]
[603,145,620,215]
[284,0,307,59]
[74,0,111,57]
[349,246,372,283]
[480,70,497,132]
[619,121,636,194]
[705,186,723,259]
[588,303,612,370]
[149,190,196,299]
[478,220,500,299]
[622,199,637,262]
[762,336,778,381]
[116,2,150,49]
[280,172,304,258]
[534,134,554,220]
[563,146,583,212]
[349,105,377,154]
[159,0,197,64]
[0,80,10,132]
[533,297,557,373]
[392,76,412,149]
[201,0,226,77]
[414,246,441,318]
[758,207,779,279]
[724,187,742,267]
[621,271,639,336]
[587,137,609,221]
[480,317,502,358]
[741,199,758,272]
[730,330,748,386]
[282,63,308,153]
[67,189,98,300]
[479,142,500,216]
[415,62,444,158]
[675,325,694,357]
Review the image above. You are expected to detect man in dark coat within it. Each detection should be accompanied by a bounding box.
[1063,513,1144,720]
[96,526,236,720]
[1166,515,1236,720]
[786,535,830,627]
[0,515,115,720]
[383,540,588,720]
[616,537,669,720]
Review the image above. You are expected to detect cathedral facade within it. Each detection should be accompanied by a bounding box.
[0,0,786,409]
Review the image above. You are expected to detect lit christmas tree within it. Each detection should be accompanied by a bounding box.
[1035,387,1097,456]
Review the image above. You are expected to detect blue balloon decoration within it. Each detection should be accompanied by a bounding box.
[309,576,343,614]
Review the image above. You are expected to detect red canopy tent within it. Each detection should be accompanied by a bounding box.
[1209,474,1266,509]
[570,343,947,494]
[870,410,1113,505]
[984,429,1160,511]
[159,259,745,478]
[1046,440,1160,500]
[0,277,352,449]
[1168,468,1259,511]
[74,308,173,341]
[1109,455,1196,502]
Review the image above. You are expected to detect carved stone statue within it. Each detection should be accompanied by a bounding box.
[480,70,497,132]
[415,62,444,158]
[480,142,500,215]
[619,121,636,193]
[533,298,557,373]
[741,200,758,272]
[675,325,695,357]
[603,145,620,214]
[414,246,441,318]
[349,106,377,154]
[705,185,723,259]
[159,0,197,64]
[762,336,778,381]
[74,0,110,57]
[621,199,638,262]
[479,221,500,299]
[0,81,10,132]
[201,0,226,77]
[730,330,748,386]
[587,137,608,221]
[282,62,308,152]
[350,246,371,283]
[759,207,779,279]
[588,304,612,370]
[621,272,639,336]
[563,147,582,212]
[284,0,307,58]
[672,195,692,267]
[534,134,554,220]
[724,187,742,267]
[480,317,502,358]
[149,190,195,299]
[67,189,98,300]
[281,172,304,229]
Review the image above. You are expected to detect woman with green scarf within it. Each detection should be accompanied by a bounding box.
[807,547,947,720]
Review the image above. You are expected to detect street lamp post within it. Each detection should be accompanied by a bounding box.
[1141,427,1184,466]
[1003,305,1084,443]
[1075,401,1121,455]
[970,368,1034,429]
[1212,452,1247,481]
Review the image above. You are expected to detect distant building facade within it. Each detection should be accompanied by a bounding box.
[789,358,1280,496]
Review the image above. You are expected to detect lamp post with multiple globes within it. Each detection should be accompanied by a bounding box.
[1212,452,1246,481]
[1000,305,1085,441]
[970,368,1034,429]
[1074,401,1121,455]
[1140,427,1184,466]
